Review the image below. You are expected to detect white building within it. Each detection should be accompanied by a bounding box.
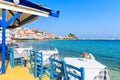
[0,28,12,44]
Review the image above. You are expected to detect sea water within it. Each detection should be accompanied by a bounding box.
[20,40,120,80]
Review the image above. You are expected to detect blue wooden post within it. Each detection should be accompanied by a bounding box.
[1,9,7,74]
[81,67,85,80]
[0,9,22,74]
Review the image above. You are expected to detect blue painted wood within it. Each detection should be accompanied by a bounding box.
[9,48,23,68]
[4,0,59,17]
[65,63,85,80]
[1,9,6,74]
[29,50,36,74]
[0,20,1,25]
[1,24,6,73]
[50,57,65,80]
[50,12,59,18]
[8,10,20,24]
[24,60,27,67]
[81,67,85,80]
[0,9,22,74]
[34,51,38,78]
[34,51,44,79]
[10,48,14,68]
[0,0,59,74]
[5,12,22,27]
[4,0,51,12]
[30,50,52,80]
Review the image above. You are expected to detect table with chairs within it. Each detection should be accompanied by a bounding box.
[64,57,110,80]
[49,57,65,80]
[29,50,85,80]
[9,48,85,80]
[50,57,85,80]
[9,47,32,68]
[30,50,53,80]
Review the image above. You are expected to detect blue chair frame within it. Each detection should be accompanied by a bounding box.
[9,48,23,68]
[30,50,52,80]
[50,57,65,80]
[64,63,85,80]
[30,50,36,74]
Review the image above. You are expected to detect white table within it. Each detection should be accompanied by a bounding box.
[14,47,32,58]
[64,57,110,80]
[38,50,58,64]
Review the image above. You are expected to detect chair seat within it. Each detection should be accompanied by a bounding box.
[50,57,65,80]
[54,72,63,80]
[37,65,50,72]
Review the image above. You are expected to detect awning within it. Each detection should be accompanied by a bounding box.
[0,0,59,28]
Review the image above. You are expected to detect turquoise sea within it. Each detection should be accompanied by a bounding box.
[20,40,120,80]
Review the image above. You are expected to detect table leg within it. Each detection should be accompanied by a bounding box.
[24,60,27,67]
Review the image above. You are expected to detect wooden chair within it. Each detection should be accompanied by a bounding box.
[30,50,52,80]
[9,48,23,68]
[50,57,85,80]
[64,63,85,80]
[29,50,36,74]
[49,57,65,80]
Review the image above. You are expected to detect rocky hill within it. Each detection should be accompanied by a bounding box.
[64,33,79,39]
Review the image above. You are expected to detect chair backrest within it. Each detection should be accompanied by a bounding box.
[9,48,14,68]
[49,57,85,80]
[30,50,36,64]
[49,57,65,80]
[34,51,43,66]
[34,51,43,78]
[10,48,14,58]
[29,50,37,75]
[64,63,85,80]
[9,47,23,68]
[10,48,21,58]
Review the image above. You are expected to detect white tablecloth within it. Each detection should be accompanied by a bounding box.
[64,57,110,80]
[38,50,58,64]
[14,47,32,58]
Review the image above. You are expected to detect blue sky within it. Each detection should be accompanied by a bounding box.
[23,0,120,38]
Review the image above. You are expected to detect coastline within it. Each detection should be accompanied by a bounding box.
[12,40,120,80]
[13,39,120,42]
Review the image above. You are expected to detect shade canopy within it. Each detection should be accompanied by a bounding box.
[0,0,59,28]
[0,9,39,28]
